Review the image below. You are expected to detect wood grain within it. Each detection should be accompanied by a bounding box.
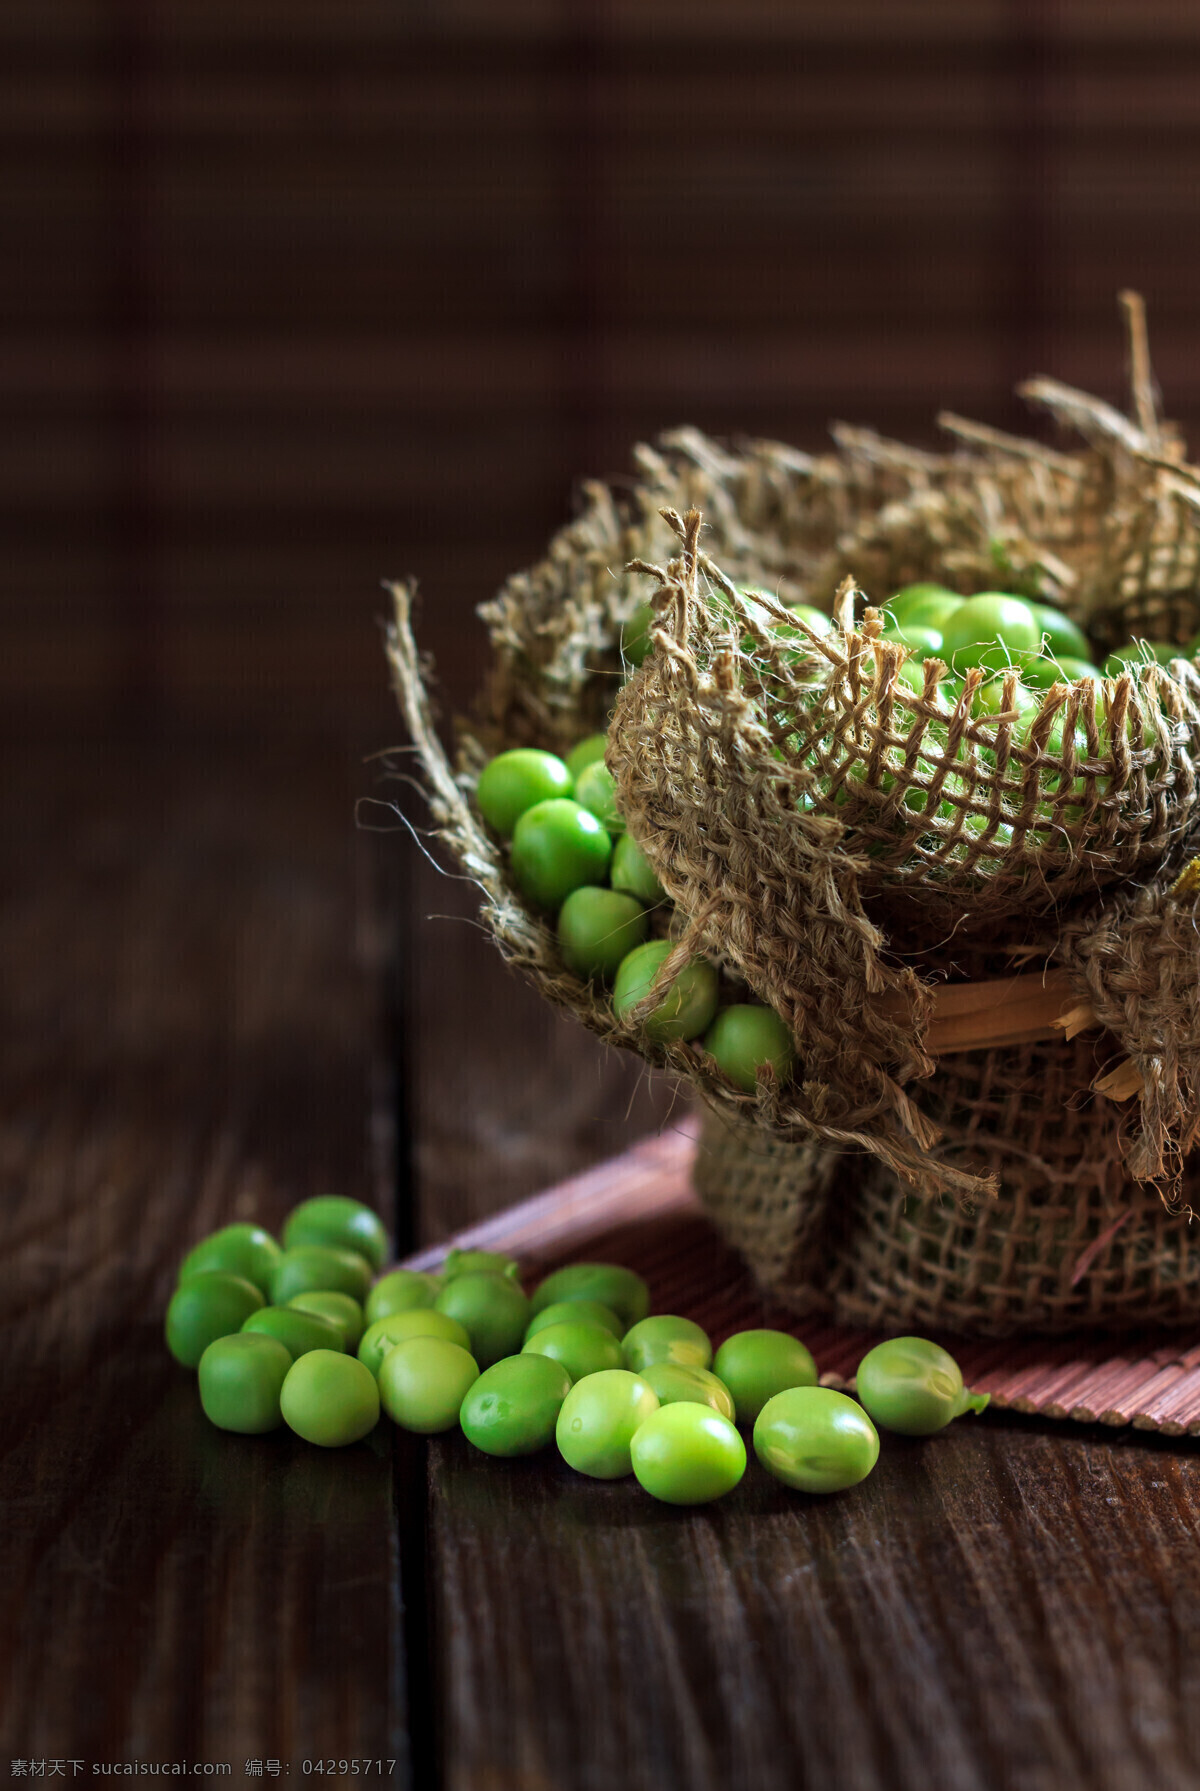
[405,1130,1200,1791]
[0,743,403,1764]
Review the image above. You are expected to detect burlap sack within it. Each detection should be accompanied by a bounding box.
[386,303,1200,1333]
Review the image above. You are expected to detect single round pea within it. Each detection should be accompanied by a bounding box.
[574,761,625,836]
[939,593,1042,675]
[970,674,1038,722]
[1030,603,1092,665]
[612,940,719,1043]
[855,1336,990,1435]
[434,1272,533,1369]
[702,1005,795,1094]
[178,1223,282,1295]
[622,1315,712,1373]
[524,1298,624,1343]
[242,1304,345,1359]
[280,1349,380,1447]
[476,749,573,838]
[510,799,613,911]
[565,733,609,780]
[282,1196,390,1273]
[713,1329,818,1426]
[365,1268,442,1323]
[358,1309,471,1378]
[622,599,656,668]
[460,1353,573,1456]
[442,1248,519,1282]
[643,1363,736,1422]
[630,1402,747,1505]
[521,1320,624,1383]
[530,1263,651,1331]
[557,887,649,981]
[556,1369,660,1479]
[880,622,943,660]
[610,833,666,905]
[165,1272,266,1369]
[287,1290,365,1351]
[378,1336,480,1433]
[754,1387,879,1492]
[269,1244,373,1307]
[885,583,962,630]
[198,1332,293,1433]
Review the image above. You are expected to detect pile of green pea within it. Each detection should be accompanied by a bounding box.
[620,581,1196,867]
[475,728,794,1094]
[165,1197,989,1503]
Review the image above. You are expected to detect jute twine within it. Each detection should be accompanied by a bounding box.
[693,1029,1200,1336]
[385,302,1200,1332]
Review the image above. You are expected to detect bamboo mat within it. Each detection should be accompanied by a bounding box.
[404,1116,1200,1439]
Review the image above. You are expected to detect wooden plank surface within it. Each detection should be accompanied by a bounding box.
[0,742,403,1767]
[403,1129,1200,1791]
[8,740,1200,1789]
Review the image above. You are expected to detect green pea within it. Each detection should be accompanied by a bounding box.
[557,887,649,981]
[565,733,609,780]
[435,1272,533,1369]
[364,1268,443,1324]
[442,1248,519,1282]
[165,1272,266,1369]
[622,1315,712,1373]
[269,1244,373,1307]
[938,593,1042,675]
[630,1402,747,1505]
[574,761,625,836]
[884,583,962,630]
[702,1005,795,1094]
[530,1262,650,1331]
[622,599,656,668]
[880,622,943,659]
[642,1363,736,1422]
[610,834,666,905]
[280,1349,380,1447]
[378,1336,480,1434]
[712,1329,818,1425]
[521,1321,624,1383]
[178,1223,282,1295]
[556,1369,660,1479]
[524,1298,624,1343]
[282,1196,390,1273]
[855,1336,989,1435]
[460,1353,573,1456]
[1102,638,1174,678]
[893,659,947,704]
[612,940,719,1043]
[358,1309,471,1378]
[510,799,613,911]
[476,749,573,838]
[242,1303,345,1359]
[970,675,1038,722]
[198,1332,293,1434]
[1018,651,1097,691]
[1030,603,1091,664]
[287,1291,365,1351]
[754,1387,879,1492]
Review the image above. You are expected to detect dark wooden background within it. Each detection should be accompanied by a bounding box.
[9,0,1200,1223]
